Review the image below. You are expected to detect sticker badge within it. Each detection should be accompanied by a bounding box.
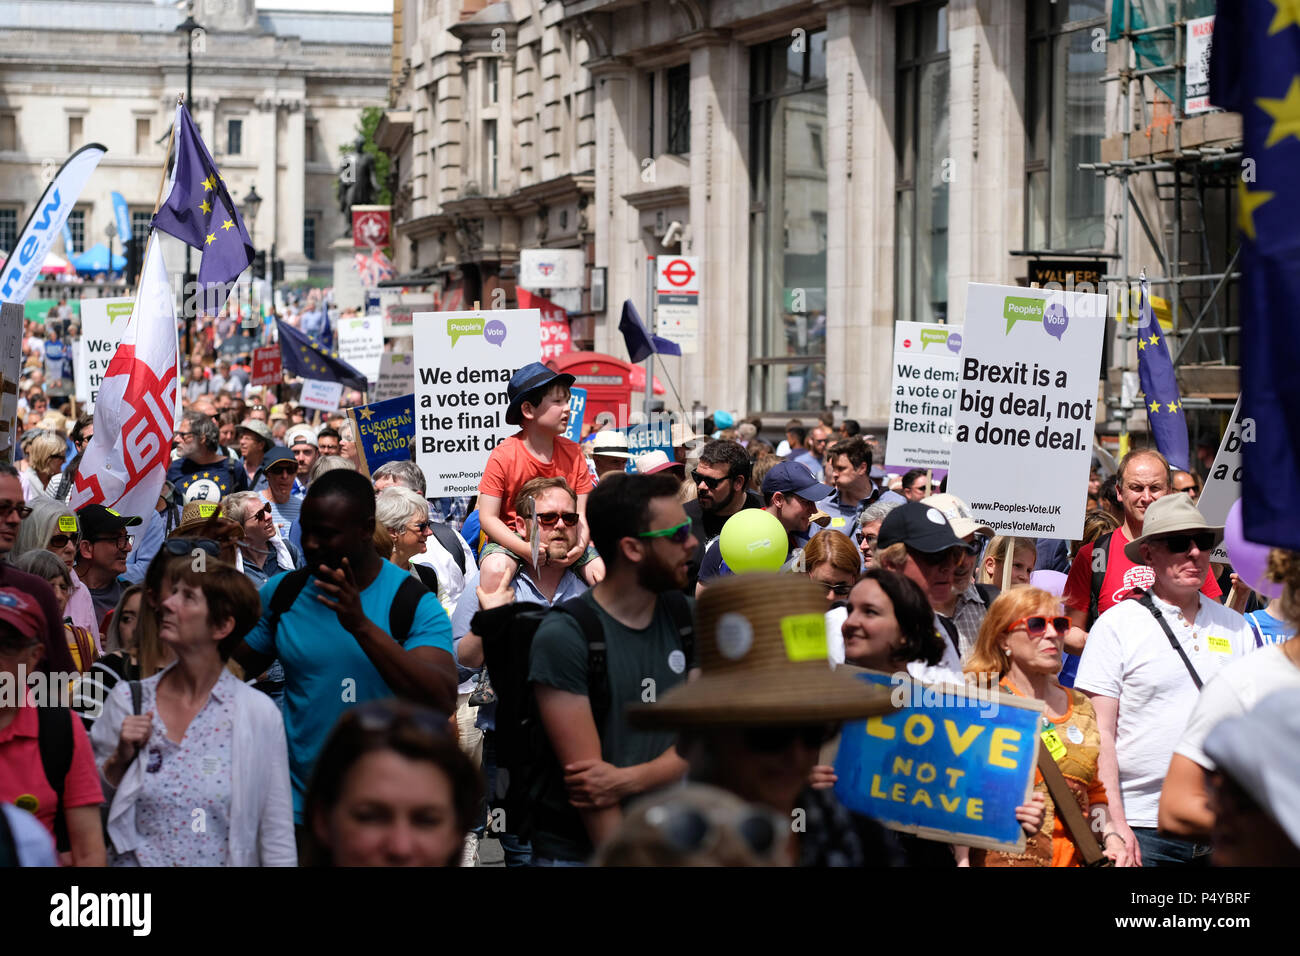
[1207,636,1232,654]
[57,516,78,534]
[667,649,686,674]
[1066,724,1084,745]
[715,613,753,660]
[780,614,828,662]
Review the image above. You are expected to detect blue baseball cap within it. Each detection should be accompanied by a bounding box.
[760,461,833,501]
[505,363,576,426]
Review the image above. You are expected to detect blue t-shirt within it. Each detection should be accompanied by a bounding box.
[243,561,455,821]
[1244,608,1295,647]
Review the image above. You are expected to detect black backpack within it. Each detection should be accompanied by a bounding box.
[408,523,470,595]
[35,706,75,854]
[264,568,430,647]
[1086,531,1115,629]
[474,591,694,839]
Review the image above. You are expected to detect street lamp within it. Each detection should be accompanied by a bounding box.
[104,221,116,279]
[243,184,269,322]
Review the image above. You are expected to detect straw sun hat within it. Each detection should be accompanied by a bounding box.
[627,573,896,729]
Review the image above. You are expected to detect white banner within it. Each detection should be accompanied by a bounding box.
[414,308,541,497]
[75,296,134,410]
[1197,397,1243,561]
[886,322,962,471]
[300,378,344,412]
[0,144,107,305]
[69,237,179,522]
[1185,15,1216,116]
[519,249,584,290]
[375,351,414,403]
[946,283,1107,540]
[0,302,22,453]
[337,314,384,391]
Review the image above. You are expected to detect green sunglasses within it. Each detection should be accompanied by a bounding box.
[637,520,692,544]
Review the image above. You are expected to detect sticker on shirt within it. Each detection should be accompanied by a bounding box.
[1207,636,1232,654]
[14,793,38,814]
[716,612,753,660]
[667,649,686,674]
[145,748,163,773]
[1109,564,1155,606]
[1041,725,1067,762]
[1066,724,1084,745]
[830,517,847,528]
[201,754,220,774]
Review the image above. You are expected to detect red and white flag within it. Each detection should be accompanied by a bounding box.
[71,236,179,521]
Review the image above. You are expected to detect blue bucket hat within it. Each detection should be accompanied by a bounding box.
[505,362,576,426]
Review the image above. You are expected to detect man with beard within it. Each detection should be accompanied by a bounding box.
[683,439,761,589]
[233,469,457,829]
[166,410,249,503]
[526,472,698,865]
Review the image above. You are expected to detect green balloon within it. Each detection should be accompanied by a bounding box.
[719,509,788,574]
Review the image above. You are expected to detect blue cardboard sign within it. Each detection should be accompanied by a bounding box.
[623,420,675,473]
[354,394,415,471]
[566,387,587,443]
[833,671,1042,851]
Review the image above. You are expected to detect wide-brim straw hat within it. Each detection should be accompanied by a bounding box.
[1124,492,1224,562]
[627,573,897,729]
[173,501,244,540]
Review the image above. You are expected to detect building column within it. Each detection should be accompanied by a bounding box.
[255,97,279,252]
[591,58,637,359]
[688,38,749,419]
[281,99,308,277]
[827,0,898,423]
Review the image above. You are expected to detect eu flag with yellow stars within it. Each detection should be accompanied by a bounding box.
[152,102,254,307]
[1211,0,1300,549]
[275,317,368,392]
[1135,275,1189,471]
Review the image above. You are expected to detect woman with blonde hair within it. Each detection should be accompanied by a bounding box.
[978,536,1037,588]
[964,587,1126,867]
[19,430,67,501]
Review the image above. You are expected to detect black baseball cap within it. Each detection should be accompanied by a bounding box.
[760,461,833,501]
[76,503,143,540]
[877,501,976,555]
[263,447,297,472]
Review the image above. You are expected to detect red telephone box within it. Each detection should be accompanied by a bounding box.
[548,351,665,430]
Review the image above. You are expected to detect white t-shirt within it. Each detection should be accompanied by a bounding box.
[1175,642,1300,770]
[1075,591,1253,827]
[826,606,964,685]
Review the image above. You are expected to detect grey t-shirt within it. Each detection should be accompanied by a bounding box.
[527,590,694,861]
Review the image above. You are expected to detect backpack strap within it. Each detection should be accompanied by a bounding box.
[658,590,696,669]
[0,806,18,868]
[555,596,610,735]
[1136,590,1203,690]
[130,680,142,716]
[388,576,432,647]
[266,568,313,647]
[411,562,440,596]
[974,583,1000,607]
[1036,744,1109,866]
[429,522,467,575]
[36,706,74,854]
[1086,531,1113,629]
[1246,615,1266,649]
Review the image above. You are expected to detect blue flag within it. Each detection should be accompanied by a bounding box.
[152,103,254,306]
[276,318,369,392]
[353,394,415,471]
[1210,0,1300,549]
[1135,276,1189,471]
[619,299,682,363]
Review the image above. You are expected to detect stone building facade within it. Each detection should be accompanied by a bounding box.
[0,0,390,283]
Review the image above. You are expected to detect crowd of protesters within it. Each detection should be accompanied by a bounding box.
[1,333,1297,871]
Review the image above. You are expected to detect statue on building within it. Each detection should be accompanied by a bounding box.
[337,135,378,234]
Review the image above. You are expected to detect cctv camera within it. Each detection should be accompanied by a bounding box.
[661,221,684,248]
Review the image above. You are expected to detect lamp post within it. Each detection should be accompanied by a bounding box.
[243,184,263,330]
[104,221,116,282]
[176,5,201,357]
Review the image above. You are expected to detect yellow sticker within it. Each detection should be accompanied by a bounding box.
[57,516,78,534]
[1041,725,1067,762]
[1207,636,1232,654]
[781,614,828,662]
[14,793,38,813]
[198,502,218,518]
[831,517,846,528]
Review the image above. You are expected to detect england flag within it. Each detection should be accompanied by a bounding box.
[70,236,179,522]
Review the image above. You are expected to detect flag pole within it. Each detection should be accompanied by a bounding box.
[644,255,654,425]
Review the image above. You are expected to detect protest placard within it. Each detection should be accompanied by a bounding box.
[375,352,414,403]
[251,345,281,387]
[0,302,21,454]
[75,296,133,410]
[1197,397,1243,561]
[413,308,541,497]
[886,322,962,471]
[945,283,1107,540]
[300,378,344,412]
[834,671,1042,851]
[338,314,384,390]
[566,387,587,443]
[380,292,432,338]
[351,394,415,474]
[623,418,675,473]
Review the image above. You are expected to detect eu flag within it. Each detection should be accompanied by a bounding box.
[276,318,369,392]
[1135,276,1190,472]
[152,103,254,307]
[619,299,682,363]
[1211,0,1300,549]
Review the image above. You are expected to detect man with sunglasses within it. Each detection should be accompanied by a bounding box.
[683,440,762,590]
[260,447,305,550]
[527,473,698,865]
[696,461,832,591]
[73,504,142,631]
[1075,494,1252,868]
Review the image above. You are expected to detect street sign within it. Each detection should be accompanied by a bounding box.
[655,255,700,353]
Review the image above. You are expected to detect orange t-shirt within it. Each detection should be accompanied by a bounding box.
[478,433,594,529]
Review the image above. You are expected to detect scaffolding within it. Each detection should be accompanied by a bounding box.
[1083,0,1241,455]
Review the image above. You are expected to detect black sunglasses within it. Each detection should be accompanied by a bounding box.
[696,472,739,490]
[820,582,853,598]
[742,723,837,754]
[643,804,785,860]
[164,538,221,558]
[1156,532,1216,555]
[534,511,580,527]
[48,533,80,549]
